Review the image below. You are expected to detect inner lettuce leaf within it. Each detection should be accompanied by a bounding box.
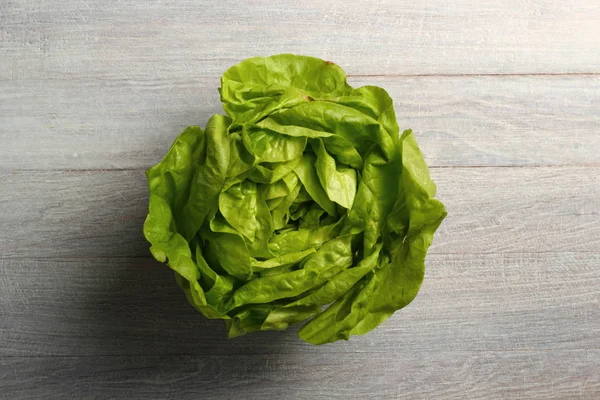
[143,54,446,344]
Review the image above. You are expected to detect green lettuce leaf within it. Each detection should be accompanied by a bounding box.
[143,54,446,344]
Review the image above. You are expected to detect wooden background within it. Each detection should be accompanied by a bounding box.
[1,1,599,398]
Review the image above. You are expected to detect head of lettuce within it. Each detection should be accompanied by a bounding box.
[143,54,446,344]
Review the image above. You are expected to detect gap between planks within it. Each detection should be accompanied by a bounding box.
[2,72,599,85]
[346,72,600,78]
[1,250,599,262]
[1,347,591,359]
[5,164,600,174]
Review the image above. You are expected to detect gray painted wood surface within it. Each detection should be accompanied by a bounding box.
[1,1,599,399]
[3,76,600,169]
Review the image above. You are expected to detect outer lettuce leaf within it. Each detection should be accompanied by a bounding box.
[144,54,446,344]
[298,131,447,344]
[220,54,352,129]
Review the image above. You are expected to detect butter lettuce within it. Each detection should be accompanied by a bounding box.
[144,54,446,344]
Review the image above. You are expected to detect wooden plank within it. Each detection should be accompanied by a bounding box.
[1,0,599,81]
[2,351,599,399]
[432,166,600,254]
[1,252,598,357]
[1,76,600,169]
[0,167,598,259]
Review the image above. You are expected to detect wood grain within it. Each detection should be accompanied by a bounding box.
[2,0,600,398]
[2,351,599,400]
[0,167,598,259]
[2,0,599,81]
[2,76,599,169]
[1,252,598,357]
